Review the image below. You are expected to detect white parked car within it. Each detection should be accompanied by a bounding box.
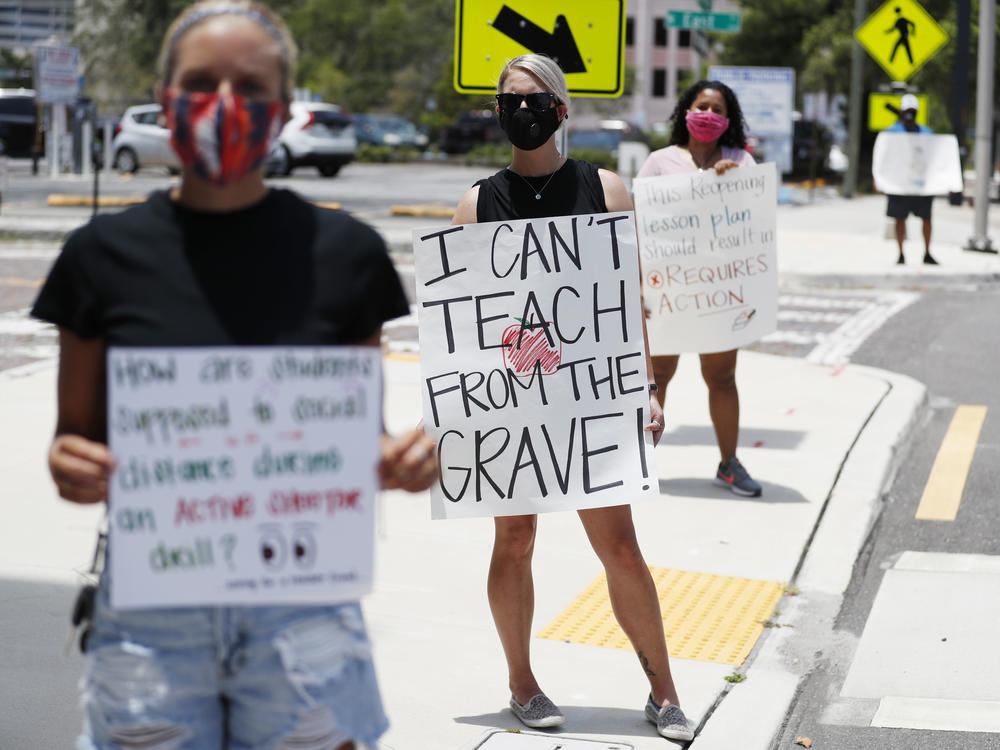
[111,100,357,178]
[267,101,356,177]
[111,103,179,174]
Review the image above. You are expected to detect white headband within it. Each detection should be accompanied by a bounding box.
[170,4,287,53]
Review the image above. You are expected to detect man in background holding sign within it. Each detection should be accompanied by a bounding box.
[634,80,777,499]
[874,93,947,266]
[419,54,694,742]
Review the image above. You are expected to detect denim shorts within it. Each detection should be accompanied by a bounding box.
[77,577,388,750]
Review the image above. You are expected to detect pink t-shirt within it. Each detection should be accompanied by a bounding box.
[636,144,756,178]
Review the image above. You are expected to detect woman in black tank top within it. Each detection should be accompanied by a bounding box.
[451,54,694,742]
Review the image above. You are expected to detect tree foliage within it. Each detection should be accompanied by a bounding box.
[719,0,998,140]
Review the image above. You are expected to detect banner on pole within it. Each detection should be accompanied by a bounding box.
[633,162,779,355]
[413,213,658,520]
[872,132,963,196]
[107,346,381,609]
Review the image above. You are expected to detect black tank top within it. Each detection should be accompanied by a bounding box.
[475,158,609,222]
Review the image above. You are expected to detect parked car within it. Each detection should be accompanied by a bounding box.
[791,119,833,176]
[568,120,648,159]
[354,113,428,149]
[0,88,40,158]
[268,101,356,177]
[111,103,178,174]
[438,110,504,154]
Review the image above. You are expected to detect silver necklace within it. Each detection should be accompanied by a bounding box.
[512,166,559,200]
[690,145,720,172]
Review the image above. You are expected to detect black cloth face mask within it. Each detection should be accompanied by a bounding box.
[498,106,561,150]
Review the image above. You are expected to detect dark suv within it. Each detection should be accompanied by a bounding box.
[438,110,504,154]
[0,89,39,158]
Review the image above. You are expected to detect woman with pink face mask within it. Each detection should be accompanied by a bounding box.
[31,2,437,748]
[636,81,763,499]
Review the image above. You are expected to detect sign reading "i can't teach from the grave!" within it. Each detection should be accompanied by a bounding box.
[107,347,381,609]
[414,213,658,520]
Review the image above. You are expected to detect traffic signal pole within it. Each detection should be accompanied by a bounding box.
[967,0,996,253]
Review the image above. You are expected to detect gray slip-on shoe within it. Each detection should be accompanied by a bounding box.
[644,694,695,741]
[510,693,565,728]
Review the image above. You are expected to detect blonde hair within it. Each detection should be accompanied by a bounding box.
[498,54,571,117]
[157,0,297,97]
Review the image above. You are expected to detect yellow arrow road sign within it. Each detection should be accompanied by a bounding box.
[454,0,625,97]
[855,0,948,81]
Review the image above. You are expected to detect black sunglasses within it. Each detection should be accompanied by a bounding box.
[496,92,558,112]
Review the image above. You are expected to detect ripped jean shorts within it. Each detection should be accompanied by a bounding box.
[77,578,388,750]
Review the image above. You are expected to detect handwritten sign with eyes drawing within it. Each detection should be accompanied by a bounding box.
[106,347,381,609]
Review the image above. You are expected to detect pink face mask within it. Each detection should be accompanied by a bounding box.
[686,110,730,143]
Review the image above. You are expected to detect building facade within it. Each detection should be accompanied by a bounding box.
[0,0,74,50]
[573,0,742,130]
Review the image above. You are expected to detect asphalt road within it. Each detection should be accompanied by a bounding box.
[775,285,1000,749]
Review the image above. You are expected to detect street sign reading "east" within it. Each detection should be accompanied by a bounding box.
[855,0,948,81]
[454,0,626,97]
[665,10,741,33]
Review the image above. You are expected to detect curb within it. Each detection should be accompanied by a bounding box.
[46,194,145,208]
[691,366,928,749]
[779,270,1000,289]
[390,204,455,218]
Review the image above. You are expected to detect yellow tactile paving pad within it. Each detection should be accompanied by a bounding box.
[537,567,785,666]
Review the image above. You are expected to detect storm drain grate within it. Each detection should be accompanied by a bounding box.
[536,567,785,666]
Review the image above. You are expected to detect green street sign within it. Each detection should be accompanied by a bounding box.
[665,10,741,33]
[697,0,713,10]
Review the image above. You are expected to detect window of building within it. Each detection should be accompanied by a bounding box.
[652,68,666,98]
[654,19,667,47]
[679,30,691,47]
[625,17,634,47]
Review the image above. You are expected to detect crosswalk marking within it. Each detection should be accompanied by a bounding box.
[915,405,988,521]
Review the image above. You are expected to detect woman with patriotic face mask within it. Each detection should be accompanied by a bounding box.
[31,3,437,748]
[637,81,763,500]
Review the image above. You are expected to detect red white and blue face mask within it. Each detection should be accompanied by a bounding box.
[164,88,285,185]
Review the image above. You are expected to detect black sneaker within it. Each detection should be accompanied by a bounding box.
[714,457,762,497]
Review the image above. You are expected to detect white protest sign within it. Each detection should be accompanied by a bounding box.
[709,66,795,174]
[414,213,658,520]
[634,162,779,355]
[107,346,381,609]
[872,132,963,196]
[35,45,80,105]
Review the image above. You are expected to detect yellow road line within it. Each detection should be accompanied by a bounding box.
[916,405,988,521]
[0,277,43,287]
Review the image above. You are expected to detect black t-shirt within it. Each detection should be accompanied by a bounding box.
[475,158,608,222]
[32,188,409,347]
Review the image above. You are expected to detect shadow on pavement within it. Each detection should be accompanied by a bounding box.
[658,477,809,504]
[658,425,806,451]
[454,704,673,739]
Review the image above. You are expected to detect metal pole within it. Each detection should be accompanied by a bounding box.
[842,0,866,198]
[103,119,114,178]
[967,0,995,253]
[631,0,650,130]
[48,105,59,178]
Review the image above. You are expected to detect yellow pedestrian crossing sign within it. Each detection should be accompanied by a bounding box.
[855,0,948,81]
[454,1,626,97]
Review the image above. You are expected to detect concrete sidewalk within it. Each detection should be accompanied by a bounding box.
[0,345,925,749]
[1,191,997,748]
